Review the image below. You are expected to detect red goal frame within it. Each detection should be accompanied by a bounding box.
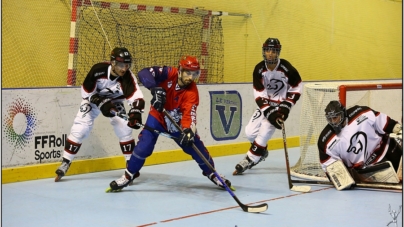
[339,83,402,106]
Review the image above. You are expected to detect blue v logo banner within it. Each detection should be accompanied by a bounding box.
[209,91,242,141]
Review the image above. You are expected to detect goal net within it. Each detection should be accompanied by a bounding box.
[292,82,403,181]
[67,0,225,86]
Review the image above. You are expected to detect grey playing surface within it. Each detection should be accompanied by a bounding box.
[2,148,402,227]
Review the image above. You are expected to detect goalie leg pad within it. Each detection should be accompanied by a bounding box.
[326,160,355,191]
[352,161,400,183]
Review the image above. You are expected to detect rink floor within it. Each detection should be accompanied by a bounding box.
[2,148,403,227]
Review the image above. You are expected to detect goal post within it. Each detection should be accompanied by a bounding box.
[67,0,251,87]
[292,82,403,181]
[67,0,226,86]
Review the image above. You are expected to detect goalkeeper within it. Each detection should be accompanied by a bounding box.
[318,100,402,190]
[233,37,303,175]
[107,56,232,192]
[55,47,145,182]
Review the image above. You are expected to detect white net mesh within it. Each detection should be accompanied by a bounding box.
[68,1,225,86]
[292,82,403,180]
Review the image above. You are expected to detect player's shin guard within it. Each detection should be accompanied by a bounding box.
[120,140,135,161]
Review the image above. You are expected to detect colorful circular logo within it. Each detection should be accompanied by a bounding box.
[3,97,38,150]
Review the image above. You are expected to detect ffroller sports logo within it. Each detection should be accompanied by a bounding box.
[3,97,38,150]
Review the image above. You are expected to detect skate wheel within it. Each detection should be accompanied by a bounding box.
[230,185,236,191]
[105,188,122,193]
[54,175,62,182]
[232,170,241,175]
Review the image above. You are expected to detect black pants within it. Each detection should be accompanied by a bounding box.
[380,138,402,171]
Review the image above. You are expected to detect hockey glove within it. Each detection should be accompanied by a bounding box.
[278,101,292,121]
[127,108,142,129]
[150,87,166,112]
[267,111,283,129]
[89,94,116,117]
[179,128,195,147]
[263,107,283,129]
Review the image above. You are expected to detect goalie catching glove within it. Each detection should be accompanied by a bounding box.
[127,99,145,129]
[179,128,195,147]
[150,87,166,112]
[89,94,117,117]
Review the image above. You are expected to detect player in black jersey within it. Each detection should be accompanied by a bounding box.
[233,37,303,175]
[55,47,145,182]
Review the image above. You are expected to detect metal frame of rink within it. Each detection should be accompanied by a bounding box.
[2,148,402,227]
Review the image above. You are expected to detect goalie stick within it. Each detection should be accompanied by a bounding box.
[163,109,268,213]
[290,179,403,191]
[280,121,311,193]
[110,110,179,140]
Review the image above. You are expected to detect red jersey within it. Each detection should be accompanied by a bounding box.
[139,66,199,132]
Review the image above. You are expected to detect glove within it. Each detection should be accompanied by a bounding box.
[392,123,402,134]
[179,128,195,147]
[278,101,292,121]
[150,87,166,112]
[264,107,283,129]
[89,94,116,117]
[127,108,142,129]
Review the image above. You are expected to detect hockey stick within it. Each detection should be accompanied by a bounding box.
[163,109,268,213]
[280,121,311,192]
[291,179,403,190]
[110,110,179,140]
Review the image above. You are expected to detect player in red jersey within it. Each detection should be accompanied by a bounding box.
[107,56,233,191]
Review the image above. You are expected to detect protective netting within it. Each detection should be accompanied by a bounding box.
[293,82,403,181]
[70,1,224,86]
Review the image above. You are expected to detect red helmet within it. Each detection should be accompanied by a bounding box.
[179,56,200,71]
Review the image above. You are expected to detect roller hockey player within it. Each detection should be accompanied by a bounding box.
[55,47,145,182]
[106,55,234,192]
[233,37,303,175]
[318,100,403,190]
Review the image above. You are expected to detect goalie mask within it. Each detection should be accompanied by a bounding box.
[262,38,281,65]
[178,55,201,86]
[111,47,132,70]
[325,101,347,134]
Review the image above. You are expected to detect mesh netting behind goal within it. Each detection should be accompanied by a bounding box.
[293,82,403,181]
[68,1,224,86]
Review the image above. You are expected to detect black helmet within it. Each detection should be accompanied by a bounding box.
[111,47,132,64]
[324,101,347,134]
[262,38,281,64]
